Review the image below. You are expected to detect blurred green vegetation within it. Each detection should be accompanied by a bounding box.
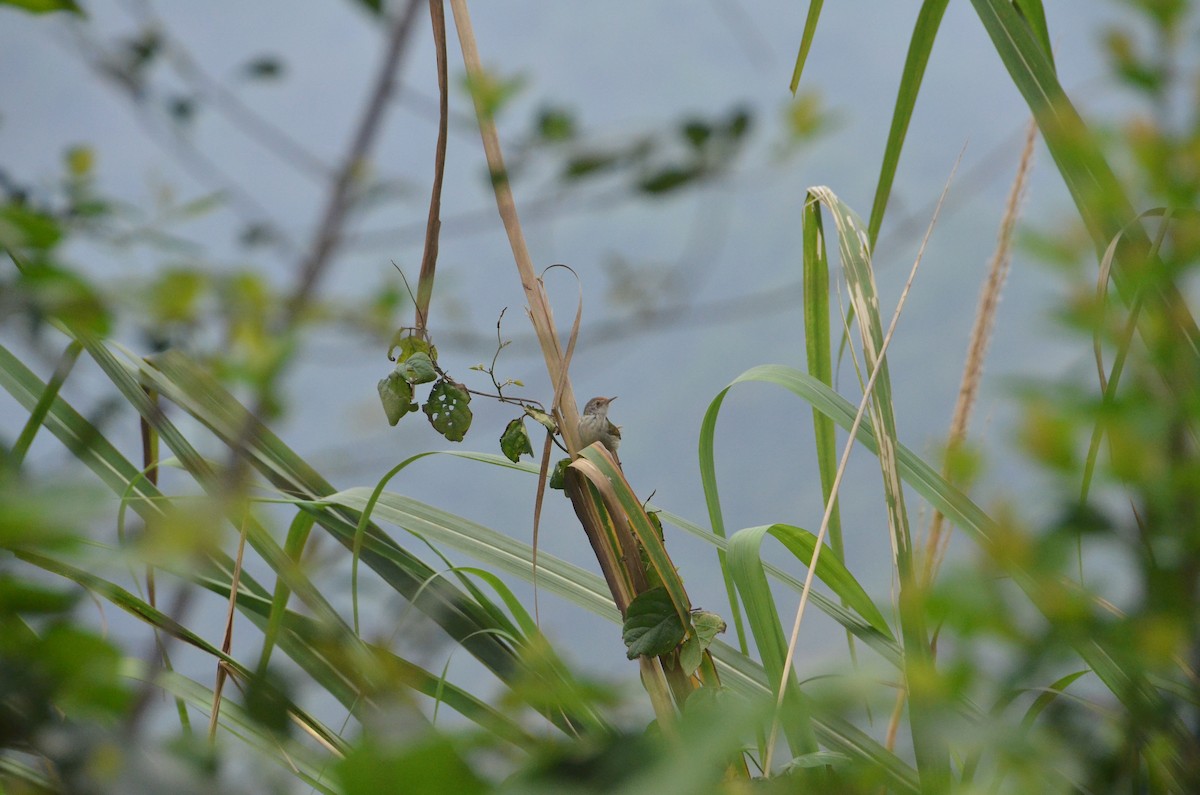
[2,0,1200,792]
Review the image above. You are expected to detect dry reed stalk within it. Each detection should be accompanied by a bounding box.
[883,120,1038,754]
[447,0,582,443]
[921,119,1038,585]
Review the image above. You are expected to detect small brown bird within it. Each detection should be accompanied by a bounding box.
[578,396,621,461]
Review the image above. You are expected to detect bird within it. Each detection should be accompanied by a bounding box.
[577,395,621,462]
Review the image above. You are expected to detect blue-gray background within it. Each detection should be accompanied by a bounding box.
[0,1,1137,717]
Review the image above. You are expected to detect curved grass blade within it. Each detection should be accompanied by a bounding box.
[122,349,561,710]
[322,487,618,623]
[656,508,901,664]
[0,341,581,741]
[705,640,919,793]
[727,525,820,759]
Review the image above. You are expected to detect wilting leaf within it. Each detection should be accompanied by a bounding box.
[678,609,725,675]
[396,351,437,385]
[388,333,436,364]
[377,372,415,426]
[500,417,534,463]
[549,457,570,490]
[692,609,726,646]
[524,407,557,434]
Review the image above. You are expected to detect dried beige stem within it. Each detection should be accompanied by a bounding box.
[922,119,1038,584]
[447,0,581,446]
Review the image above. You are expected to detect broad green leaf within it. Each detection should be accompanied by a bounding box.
[765,524,888,635]
[622,587,685,659]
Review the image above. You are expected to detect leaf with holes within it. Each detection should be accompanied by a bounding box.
[622,587,685,660]
[500,417,533,463]
[424,380,472,442]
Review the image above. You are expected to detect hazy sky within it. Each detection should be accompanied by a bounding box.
[0,0,1140,682]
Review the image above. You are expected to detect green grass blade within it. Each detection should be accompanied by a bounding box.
[788,0,824,94]
[120,660,339,793]
[697,387,750,655]
[258,510,315,676]
[124,350,545,698]
[323,487,619,623]
[866,0,951,248]
[802,196,844,565]
[726,525,821,757]
[971,0,1200,367]
[656,508,901,664]
[1012,0,1054,70]
[762,524,890,635]
[806,189,942,786]
[9,339,82,468]
[705,639,919,791]
[968,0,1134,255]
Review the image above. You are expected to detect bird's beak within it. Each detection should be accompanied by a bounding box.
[607,396,618,403]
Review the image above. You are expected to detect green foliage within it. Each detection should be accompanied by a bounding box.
[678,609,725,676]
[423,379,473,442]
[499,417,533,463]
[460,67,527,123]
[0,0,82,14]
[4,1,1200,792]
[621,587,685,659]
[338,734,487,795]
[396,351,437,385]
[548,456,570,490]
